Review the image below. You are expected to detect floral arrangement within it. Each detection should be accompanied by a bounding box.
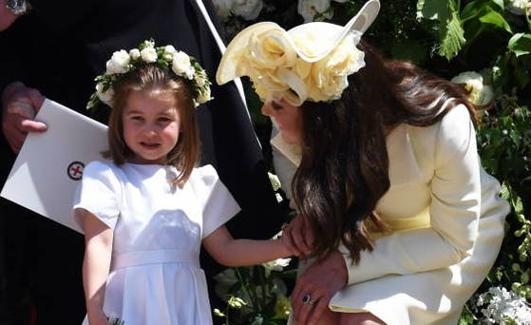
[212,1,531,324]
[87,40,212,110]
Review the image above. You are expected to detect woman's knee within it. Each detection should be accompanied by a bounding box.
[338,312,386,325]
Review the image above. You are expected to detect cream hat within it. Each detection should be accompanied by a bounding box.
[216,0,380,106]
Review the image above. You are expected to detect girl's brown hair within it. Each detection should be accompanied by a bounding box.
[292,41,476,263]
[104,64,200,186]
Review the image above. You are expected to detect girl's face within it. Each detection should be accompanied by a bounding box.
[122,89,181,164]
[261,98,303,144]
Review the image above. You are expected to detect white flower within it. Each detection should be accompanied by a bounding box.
[164,45,177,55]
[508,0,531,15]
[140,47,158,63]
[196,86,211,104]
[231,0,263,21]
[451,71,494,106]
[476,286,531,324]
[172,51,195,79]
[95,82,114,106]
[227,296,247,309]
[263,257,291,272]
[268,172,282,191]
[297,0,332,23]
[129,48,141,60]
[105,50,130,74]
[212,0,234,22]
[162,45,177,61]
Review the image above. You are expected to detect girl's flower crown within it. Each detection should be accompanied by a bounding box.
[87,40,212,109]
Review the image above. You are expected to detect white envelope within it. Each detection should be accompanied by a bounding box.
[1,99,109,233]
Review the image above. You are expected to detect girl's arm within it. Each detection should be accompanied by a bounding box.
[76,208,113,325]
[203,225,295,267]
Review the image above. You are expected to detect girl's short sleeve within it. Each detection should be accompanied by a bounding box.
[191,165,241,238]
[73,161,121,230]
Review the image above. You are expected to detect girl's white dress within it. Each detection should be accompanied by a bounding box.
[74,161,240,325]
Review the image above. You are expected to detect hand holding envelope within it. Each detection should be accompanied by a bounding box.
[1,98,108,233]
[1,81,47,152]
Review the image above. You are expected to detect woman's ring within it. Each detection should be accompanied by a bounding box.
[302,293,314,305]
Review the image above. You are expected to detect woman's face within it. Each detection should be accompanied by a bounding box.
[261,98,303,144]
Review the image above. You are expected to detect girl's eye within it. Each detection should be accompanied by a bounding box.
[271,101,284,111]
[131,116,144,121]
[158,117,172,122]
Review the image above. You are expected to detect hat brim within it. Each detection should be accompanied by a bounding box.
[287,0,380,62]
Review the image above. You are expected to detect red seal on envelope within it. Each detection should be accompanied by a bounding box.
[67,161,85,181]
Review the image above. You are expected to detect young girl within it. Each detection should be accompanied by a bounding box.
[73,40,294,325]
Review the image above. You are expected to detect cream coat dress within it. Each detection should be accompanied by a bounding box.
[273,105,510,324]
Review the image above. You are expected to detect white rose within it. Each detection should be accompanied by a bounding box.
[212,0,234,22]
[129,48,141,60]
[95,83,114,106]
[164,45,177,54]
[105,50,130,74]
[297,0,332,23]
[231,0,263,21]
[507,0,531,15]
[451,71,494,106]
[140,47,158,63]
[172,51,193,75]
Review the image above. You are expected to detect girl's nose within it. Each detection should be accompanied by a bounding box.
[143,124,158,135]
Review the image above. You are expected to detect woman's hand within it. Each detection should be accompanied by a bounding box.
[282,215,314,258]
[291,250,348,325]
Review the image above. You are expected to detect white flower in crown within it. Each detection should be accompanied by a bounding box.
[129,48,141,60]
[140,47,158,63]
[163,45,177,61]
[95,82,114,106]
[105,50,130,74]
[172,51,195,80]
[87,40,213,110]
[196,86,212,106]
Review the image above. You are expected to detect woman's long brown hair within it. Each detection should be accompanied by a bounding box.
[292,41,476,263]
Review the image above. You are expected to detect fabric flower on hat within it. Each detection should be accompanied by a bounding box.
[241,29,298,100]
[307,33,365,102]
